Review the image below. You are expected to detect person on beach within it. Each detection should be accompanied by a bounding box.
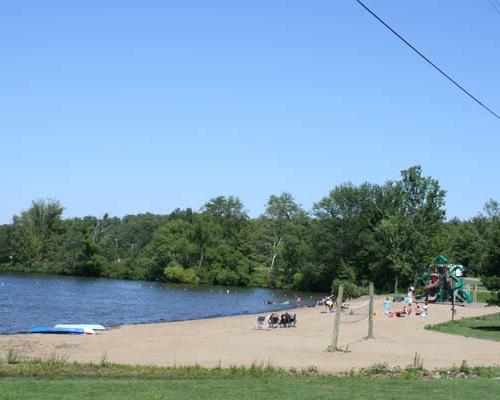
[319,295,335,312]
[422,300,429,315]
[296,296,302,307]
[383,297,391,315]
[406,287,414,305]
[279,312,292,327]
[406,304,413,316]
[268,313,279,328]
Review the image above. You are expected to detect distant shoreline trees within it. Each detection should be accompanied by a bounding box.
[0,166,498,304]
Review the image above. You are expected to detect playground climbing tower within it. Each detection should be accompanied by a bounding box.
[417,255,473,303]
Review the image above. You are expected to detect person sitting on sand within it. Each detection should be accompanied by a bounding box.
[268,313,278,328]
[406,304,413,316]
[396,305,408,317]
[422,300,429,316]
[280,312,292,327]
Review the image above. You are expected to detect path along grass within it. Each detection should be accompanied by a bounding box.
[426,312,500,341]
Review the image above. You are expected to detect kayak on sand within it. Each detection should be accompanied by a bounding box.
[28,327,94,335]
[54,324,106,331]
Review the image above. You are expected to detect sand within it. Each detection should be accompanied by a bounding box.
[1,298,499,373]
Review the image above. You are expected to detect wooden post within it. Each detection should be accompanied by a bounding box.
[328,284,343,352]
[473,284,477,303]
[367,282,374,339]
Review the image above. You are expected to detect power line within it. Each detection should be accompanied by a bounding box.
[353,0,500,121]
[488,0,500,17]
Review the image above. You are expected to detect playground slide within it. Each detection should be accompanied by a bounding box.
[456,288,473,304]
[450,272,473,304]
[423,273,440,302]
[426,293,438,302]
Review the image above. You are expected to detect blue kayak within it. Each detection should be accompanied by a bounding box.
[28,327,85,335]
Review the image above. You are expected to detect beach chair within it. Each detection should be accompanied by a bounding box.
[341,301,350,311]
[288,314,297,327]
[255,315,267,329]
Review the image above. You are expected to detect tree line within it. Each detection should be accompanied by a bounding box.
[0,166,498,303]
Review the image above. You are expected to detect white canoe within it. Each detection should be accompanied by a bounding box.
[54,324,106,331]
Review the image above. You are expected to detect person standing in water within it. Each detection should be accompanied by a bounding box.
[296,296,302,307]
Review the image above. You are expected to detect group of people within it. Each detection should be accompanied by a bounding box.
[267,312,296,328]
[384,296,429,318]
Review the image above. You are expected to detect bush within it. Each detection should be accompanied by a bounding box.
[163,263,198,284]
[292,263,329,291]
[248,267,270,287]
[331,279,365,299]
[214,268,243,286]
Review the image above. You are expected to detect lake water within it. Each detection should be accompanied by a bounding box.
[0,272,320,334]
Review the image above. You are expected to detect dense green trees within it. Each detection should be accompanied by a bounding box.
[478,200,500,305]
[0,166,498,295]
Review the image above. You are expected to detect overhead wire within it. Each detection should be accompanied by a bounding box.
[488,0,500,17]
[353,0,500,121]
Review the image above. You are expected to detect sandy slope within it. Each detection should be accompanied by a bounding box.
[1,298,499,372]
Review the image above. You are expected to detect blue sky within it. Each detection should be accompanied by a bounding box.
[1,0,499,223]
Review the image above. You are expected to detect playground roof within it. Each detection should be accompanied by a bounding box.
[434,255,448,264]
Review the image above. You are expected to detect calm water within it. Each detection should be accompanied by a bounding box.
[0,272,319,334]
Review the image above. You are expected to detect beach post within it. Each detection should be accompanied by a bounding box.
[367,282,374,339]
[328,284,343,352]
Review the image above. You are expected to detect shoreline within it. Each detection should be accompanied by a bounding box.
[0,305,304,336]
[0,270,320,335]
[1,297,499,373]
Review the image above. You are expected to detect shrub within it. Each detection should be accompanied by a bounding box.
[214,268,243,286]
[331,279,365,299]
[163,263,198,284]
[248,267,270,287]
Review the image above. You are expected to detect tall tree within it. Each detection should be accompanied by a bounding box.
[0,225,13,264]
[201,196,248,240]
[264,192,305,270]
[378,166,446,291]
[480,199,500,306]
[11,199,64,263]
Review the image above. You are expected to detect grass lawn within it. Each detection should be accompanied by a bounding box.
[426,313,500,341]
[1,377,500,400]
[1,359,499,400]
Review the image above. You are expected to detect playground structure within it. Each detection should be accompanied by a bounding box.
[417,255,473,304]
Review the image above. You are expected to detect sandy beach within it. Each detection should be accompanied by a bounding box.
[1,297,499,373]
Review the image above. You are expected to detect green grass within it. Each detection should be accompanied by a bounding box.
[426,313,500,341]
[1,356,499,400]
[1,376,500,400]
[0,360,298,380]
